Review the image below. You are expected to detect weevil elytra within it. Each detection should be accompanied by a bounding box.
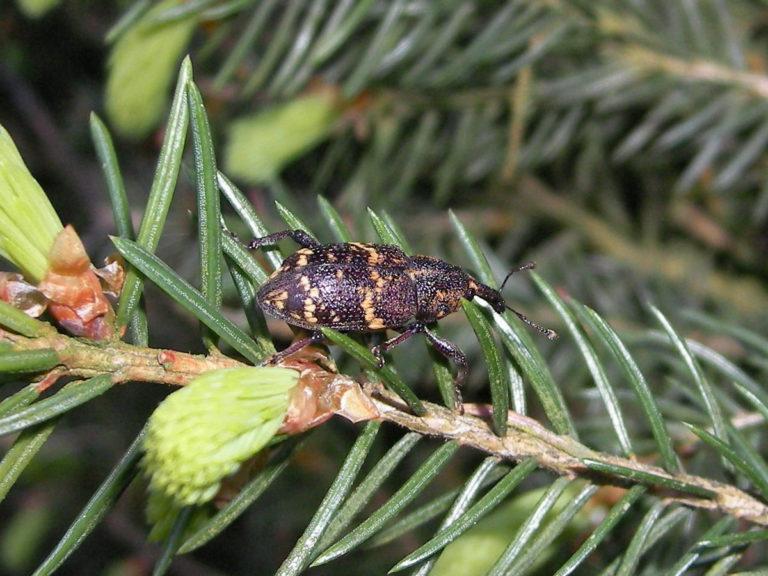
[248,229,556,406]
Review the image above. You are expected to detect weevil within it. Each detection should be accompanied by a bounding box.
[247,229,556,406]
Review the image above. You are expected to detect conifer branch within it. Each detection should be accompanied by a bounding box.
[0,329,241,389]
[4,327,766,528]
[618,46,768,100]
[369,385,768,527]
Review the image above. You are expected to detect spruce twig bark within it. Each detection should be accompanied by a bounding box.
[0,329,241,388]
[370,387,768,527]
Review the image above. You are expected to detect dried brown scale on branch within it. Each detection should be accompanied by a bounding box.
[43,227,112,337]
[274,344,379,434]
[0,226,120,339]
[0,273,48,317]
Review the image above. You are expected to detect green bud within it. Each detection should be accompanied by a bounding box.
[105,0,196,139]
[143,367,298,506]
[224,90,340,184]
[15,0,61,18]
[0,124,63,282]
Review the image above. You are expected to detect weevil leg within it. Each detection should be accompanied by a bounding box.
[372,324,467,411]
[267,331,324,365]
[246,229,320,251]
[422,326,467,412]
[370,324,423,368]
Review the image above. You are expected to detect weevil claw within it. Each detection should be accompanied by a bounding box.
[371,345,385,369]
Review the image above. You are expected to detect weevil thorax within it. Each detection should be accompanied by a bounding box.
[406,256,505,322]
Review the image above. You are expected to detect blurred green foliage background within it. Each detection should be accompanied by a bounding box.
[1,1,768,574]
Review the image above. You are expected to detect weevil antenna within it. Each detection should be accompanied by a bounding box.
[505,304,558,340]
[497,261,557,340]
[499,261,536,291]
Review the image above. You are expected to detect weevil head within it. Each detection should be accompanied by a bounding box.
[481,262,559,340]
[406,255,557,339]
[468,280,507,314]
[454,259,559,340]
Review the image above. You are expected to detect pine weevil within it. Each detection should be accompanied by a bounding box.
[247,229,556,407]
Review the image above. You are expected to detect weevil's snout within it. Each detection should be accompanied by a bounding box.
[491,298,509,314]
[470,281,507,313]
[474,263,559,341]
[488,292,508,314]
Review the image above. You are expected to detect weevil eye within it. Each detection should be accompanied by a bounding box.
[491,295,506,314]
